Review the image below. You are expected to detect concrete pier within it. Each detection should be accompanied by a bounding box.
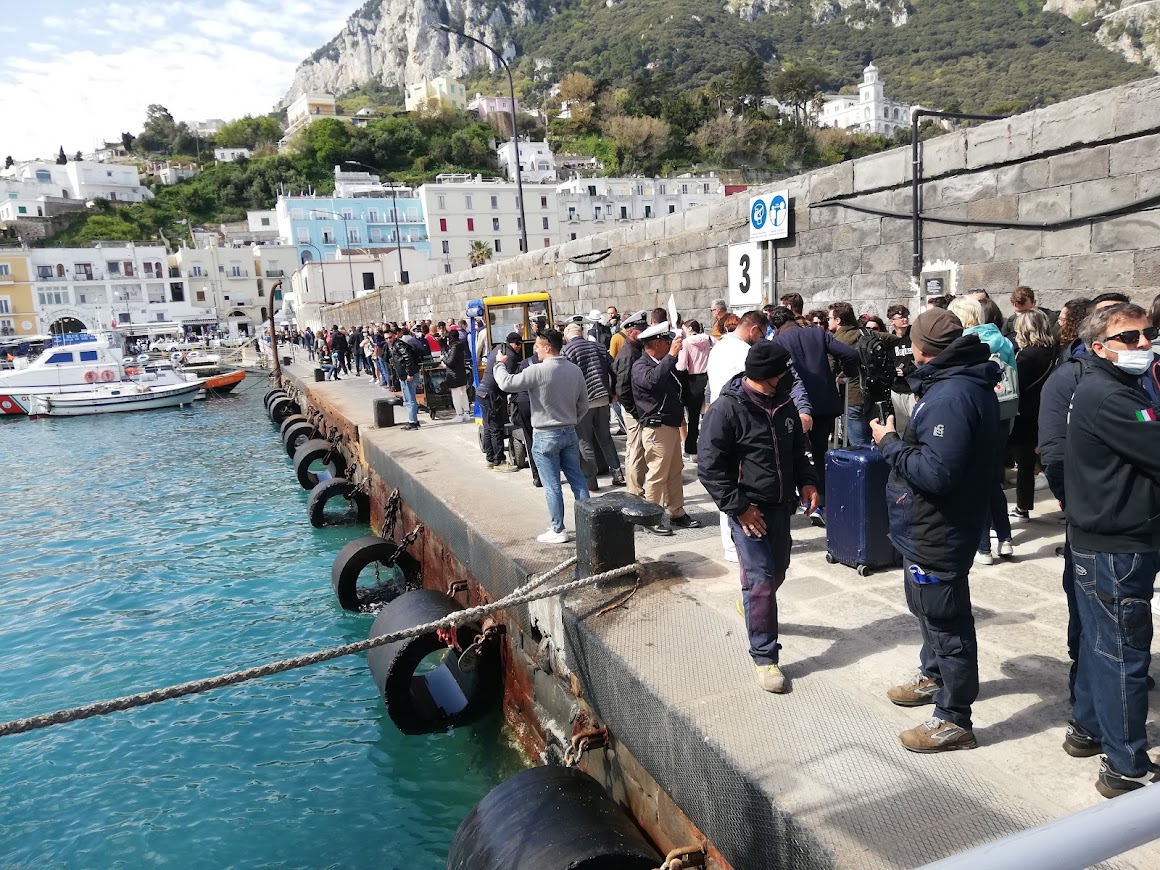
[284,364,1160,870]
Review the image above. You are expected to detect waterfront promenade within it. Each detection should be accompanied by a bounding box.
[284,360,1160,869]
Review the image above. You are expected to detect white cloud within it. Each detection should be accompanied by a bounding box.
[2,1,354,160]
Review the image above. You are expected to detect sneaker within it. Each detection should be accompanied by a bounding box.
[1095,757,1160,798]
[1009,507,1030,524]
[536,528,570,545]
[610,471,626,487]
[998,540,1014,558]
[809,507,825,528]
[669,512,702,529]
[899,717,977,753]
[485,460,498,469]
[754,664,787,694]
[1063,720,1103,758]
[887,672,939,707]
[1055,545,1066,558]
[975,550,995,566]
[532,478,543,488]
[401,422,419,431]
[492,462,518,473]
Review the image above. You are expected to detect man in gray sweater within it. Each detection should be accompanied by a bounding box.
[495,328,591,544]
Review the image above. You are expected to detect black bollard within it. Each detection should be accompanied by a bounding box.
[373,397,396,428]
[313,368,325,382]
[282,356,292,366]
[575,492,664,582]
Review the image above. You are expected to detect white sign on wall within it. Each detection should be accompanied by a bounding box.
[749,190,790,243]
[727,242,763,309]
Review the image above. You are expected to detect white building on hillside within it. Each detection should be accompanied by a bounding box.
[497,140,557,183]
[468,93,518,121]
[169,240,298,336]
[2,160,152,203]
[418,174,559,274]
[282,93,339,145]
[556,174,725,242]
[214,147,252,162]
[817,62,912,136]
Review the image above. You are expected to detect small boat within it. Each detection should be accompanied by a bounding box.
[31,380,203,418]
[186,367,246,395]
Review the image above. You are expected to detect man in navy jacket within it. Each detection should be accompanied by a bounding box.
[872,308,1001,754]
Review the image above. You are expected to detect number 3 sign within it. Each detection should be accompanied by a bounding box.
[727,242,763,309]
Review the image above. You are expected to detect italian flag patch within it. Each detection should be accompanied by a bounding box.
[1136,408,1158,422]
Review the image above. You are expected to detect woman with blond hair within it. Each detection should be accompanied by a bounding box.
[1009,309,1058,522]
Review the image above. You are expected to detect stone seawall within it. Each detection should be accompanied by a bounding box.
[332,75,1160,325]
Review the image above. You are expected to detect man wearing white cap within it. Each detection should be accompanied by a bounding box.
[613,311,650,496]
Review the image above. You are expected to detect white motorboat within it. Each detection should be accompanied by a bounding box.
[0,333,186,416]
[30,380,203,418]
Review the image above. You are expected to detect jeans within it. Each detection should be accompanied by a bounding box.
[306,344,315,361]
[846,404,872,448]
[610,400,627,433]
[1062,532,1081,705]
[375,357,390,385]
[399,377,419,424]
[730,506,792,665]
[532,427,589,532]
[904,562,978,729]
[1071,547,1160,776]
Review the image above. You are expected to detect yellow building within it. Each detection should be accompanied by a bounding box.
[0,251,37,337]
[405,76,467,112]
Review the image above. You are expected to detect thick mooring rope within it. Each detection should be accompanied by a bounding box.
[0,556,633,738]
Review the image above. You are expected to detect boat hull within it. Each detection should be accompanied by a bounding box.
[31,382,203,418]
[188,368,246,395]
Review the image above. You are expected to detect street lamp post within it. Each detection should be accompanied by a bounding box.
[434,23,528,254]
[343,160,407,286]
[300,243,328,304]
[314,208,357,303]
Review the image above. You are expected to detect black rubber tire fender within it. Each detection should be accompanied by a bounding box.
[307,477,370,528]
[292,437,347,490]
[366,589,500,735]
[279,413,309,439]
[263,388,287,409]
[269,396,301,425]
[282,421,319,458]
[330,535,407,611]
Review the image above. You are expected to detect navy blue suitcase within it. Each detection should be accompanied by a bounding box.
[824,447,899,576]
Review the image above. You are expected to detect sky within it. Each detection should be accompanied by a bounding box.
[1,0,354,162]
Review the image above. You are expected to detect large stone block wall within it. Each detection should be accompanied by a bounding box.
[334,75,1160,326]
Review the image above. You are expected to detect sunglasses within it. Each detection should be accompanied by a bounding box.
[1103,326,1159,345]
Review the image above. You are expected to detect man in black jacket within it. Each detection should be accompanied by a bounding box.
[1064,303,1160,798]
[872,308,1001,753]
[613,311,648,496]
[632,322,700,535]
[562,323,624,489]
[699,341,818,693]
[386,328,421,430]
[328,325,349,374]
[476,332,523,470]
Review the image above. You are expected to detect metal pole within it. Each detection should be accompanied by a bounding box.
[268,280,282,388]
[434,24,528,254]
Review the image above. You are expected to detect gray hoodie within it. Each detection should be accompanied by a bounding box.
[494,356,589,430]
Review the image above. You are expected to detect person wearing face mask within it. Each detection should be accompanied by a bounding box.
[1061,303,1160,798]
[698,341,819,694]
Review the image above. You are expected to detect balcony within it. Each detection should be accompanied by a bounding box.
[226,270,250,279]
[264,270,285,278]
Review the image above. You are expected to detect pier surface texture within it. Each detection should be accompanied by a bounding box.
[288,366,1160,870]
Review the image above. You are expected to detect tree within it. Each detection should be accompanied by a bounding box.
[689,114,767,166]
[215,115,285,150]
[74,151,83,162]
[293,118,352,169]
[601,115,671,175]
[771,66,828,124]
[468,240,493,267]
[731,57,767,116]
[56,146,67,165]
[4,156,12,169]
[703,80,729,115]
[557,71,597,131]
[121,132,136,151]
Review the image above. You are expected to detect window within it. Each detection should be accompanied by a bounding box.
[37,289,70,306]
[568,207,576,221]
[492,217,500,232]
[464,195,473,209]
[0,297,9,313]
[0,318,12,335]
[636,185,644,196]
[144,262,155,277]
[570,233,576,240]
[192,265,204,277]
[494,239,502,253]
[297,229,310,244]
[368,209,379,223]
[0,264,9,277]
[681,184,688,195]
[668,205,676,214]
[260,217,270,226]
[46,352,74,364]
[620,206,628,219]
[170,283,184,302]
[587,185,597,197]
[322,230,335,244]
[342,208,353,219]
[540,196,548,208]
[490,195,498,209]
[79,350,98,362]
[17,206,26,215]
[362,272,375,291]
[230,265,242,277]
[439,218,447,232]
[437,195,446,209]
[218,265,225,273]
[196,290,206,302]
[542,217,550,230]
[659,184,666,195]
[35,169,51,182]
[594,206,602,220]
[645,205,652,218]
[466,218,474,232]
[703,184,711,194]
[37,265,53,279]
[122,262,134,277]
[444,263,452,274]
[543,238,551,248]
[518,239,526,252]
[348,228,360,243]
[441,240,449,254]
[74,263,92,279]
[369,228,382,242]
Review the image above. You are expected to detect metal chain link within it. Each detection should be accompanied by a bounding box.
[0,555,621,738]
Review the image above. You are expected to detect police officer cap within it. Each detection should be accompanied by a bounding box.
[745,341,791,380]
[621,310,648,330]
[639,321,676,342]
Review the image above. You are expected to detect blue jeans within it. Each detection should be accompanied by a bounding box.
[306,345,315,361]
[1071,547,1160,776]
[978,480,1012,553]
[375,357,389,385]
[846,404,871,448]
[730,506,792,665]
[531,427,589,532]
[399,377,419,424]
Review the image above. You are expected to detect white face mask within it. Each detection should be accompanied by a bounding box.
[1110,347,1155,376]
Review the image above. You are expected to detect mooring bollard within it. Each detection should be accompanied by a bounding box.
[313,368,325,382]
[575,492,663,582]
[373,395,403,428]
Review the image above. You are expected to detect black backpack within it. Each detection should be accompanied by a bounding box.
[857,327,895,403]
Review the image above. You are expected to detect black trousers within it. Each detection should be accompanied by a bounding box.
[681,372,708,455]
[807,414,836,503]
[1012,442,1038,512]
[512,401,540,483]
[480,392,508,464]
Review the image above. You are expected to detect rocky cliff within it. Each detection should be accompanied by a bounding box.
[1044,0,1160,71]
[283,0,539,105]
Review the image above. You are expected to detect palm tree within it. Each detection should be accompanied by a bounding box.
[704,80,728,115]
[469,240,493,268]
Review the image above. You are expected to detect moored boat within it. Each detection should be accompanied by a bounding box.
[188,367,246,395]
[30,380,203,418]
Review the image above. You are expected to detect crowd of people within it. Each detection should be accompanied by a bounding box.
[297,284,1160,796]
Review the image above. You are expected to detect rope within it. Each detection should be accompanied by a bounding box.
[0,555,613,738]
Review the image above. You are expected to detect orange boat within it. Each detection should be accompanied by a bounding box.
[188,367,246,395]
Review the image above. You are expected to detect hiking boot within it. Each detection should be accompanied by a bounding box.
[1063,720,1102,758]
[1095,758,1160,799]
[754,664,787,694]
[492,462,518,473]
[899,717,977,753]
[669,512,701,529]
[887,672,939,707]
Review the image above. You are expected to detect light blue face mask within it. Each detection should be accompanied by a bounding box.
[1112,347,1155,376]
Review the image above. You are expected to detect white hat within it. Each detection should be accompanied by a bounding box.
[621,310,648,329]
[639,321,675,341]
[587,309,604,323]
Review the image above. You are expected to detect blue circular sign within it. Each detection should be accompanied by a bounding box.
[751,199,767,229]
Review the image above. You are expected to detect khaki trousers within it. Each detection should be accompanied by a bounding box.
[624,414,648,496]
[643,424,685,516]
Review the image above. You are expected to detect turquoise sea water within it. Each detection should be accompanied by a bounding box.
[0,385,524,868]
